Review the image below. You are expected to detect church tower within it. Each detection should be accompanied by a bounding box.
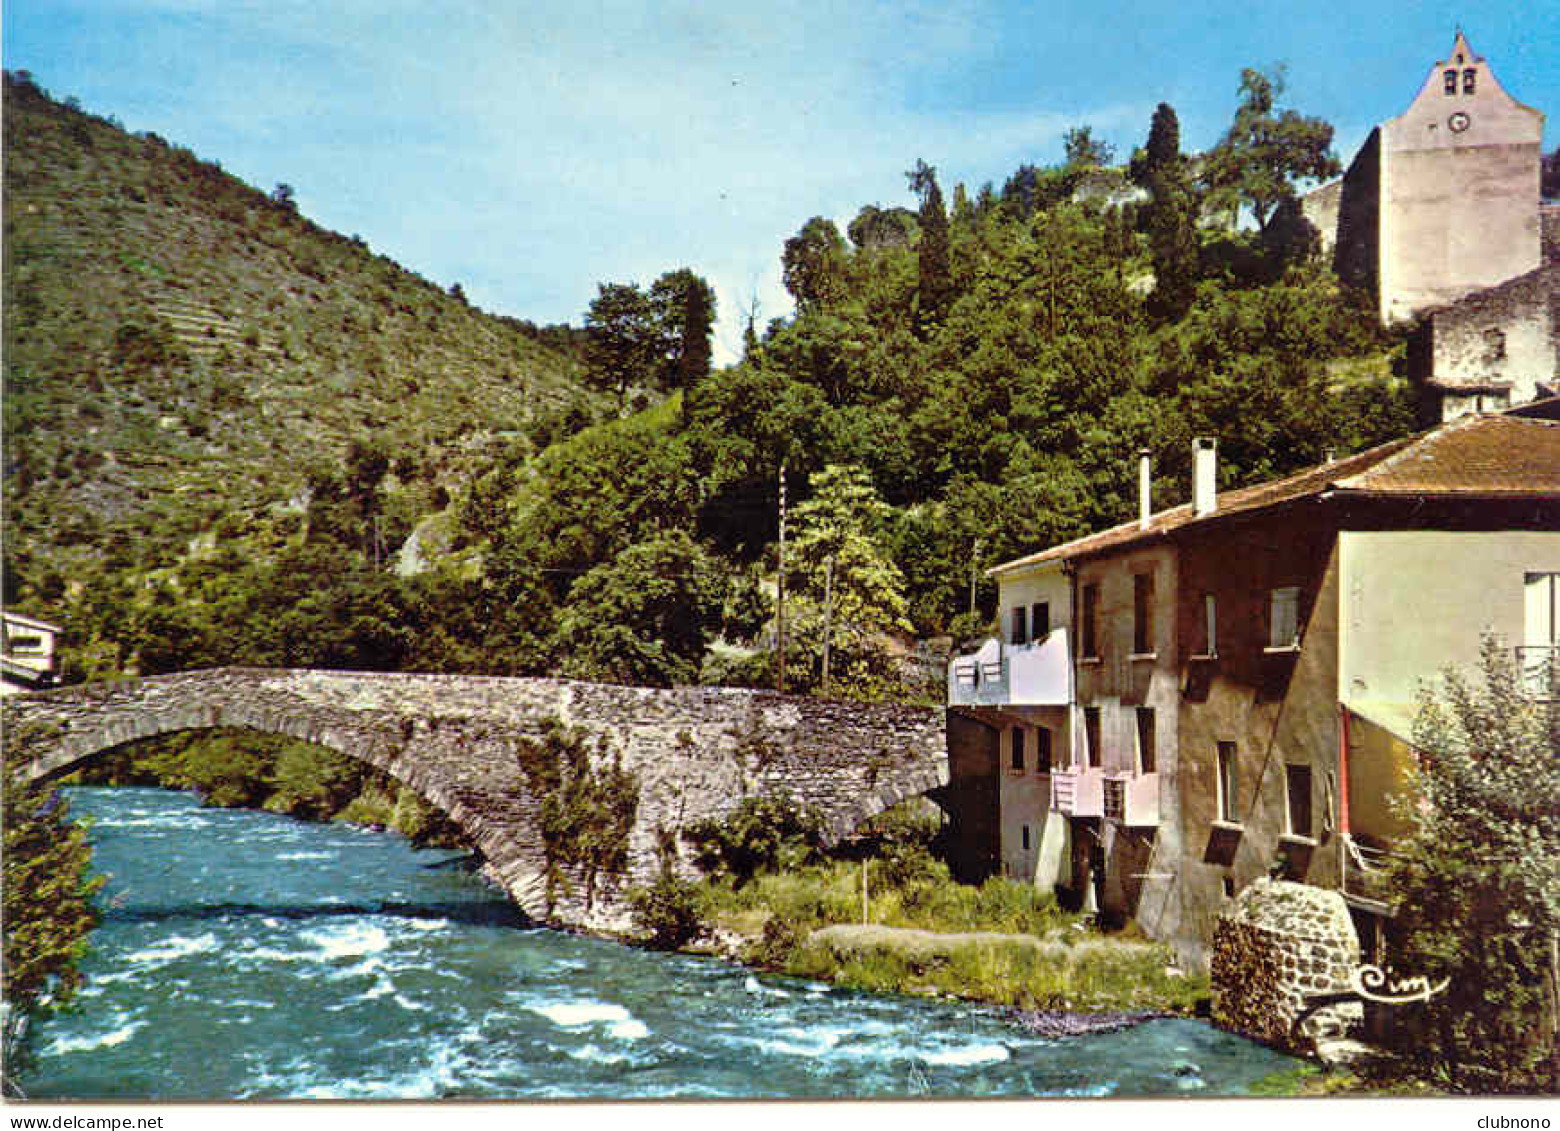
[1335,29,1545,323]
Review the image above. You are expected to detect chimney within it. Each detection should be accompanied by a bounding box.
[1192,437,1218,517]
[1138,449,1152,529]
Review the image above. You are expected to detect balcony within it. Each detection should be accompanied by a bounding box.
[1516,645,1558,701]
[1051,767,1104,817]
[1341,834,1392,910]
[948,629,1072,709]
[1103,772,1159,826]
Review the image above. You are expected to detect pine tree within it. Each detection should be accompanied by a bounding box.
[1138,102,1199,321]
[907,159,952,330]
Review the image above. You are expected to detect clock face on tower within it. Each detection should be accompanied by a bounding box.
[1448,111,1471,133]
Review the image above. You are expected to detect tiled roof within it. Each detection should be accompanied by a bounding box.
[990,414,1560,577]
[1336,413,1560,494]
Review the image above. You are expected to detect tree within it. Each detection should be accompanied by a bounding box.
[1064,125,1115,169]
[3,742,104,1091]
[781,217,849,314]
[848,204,919,253]
[584,282,660,408]
[554,530,723,688]
[1384,637,1560,1091]
[1137,102,1200,320]
[648,268,716,391]
[1202,66,1340,234]
[786,464,913,696]
[1542,145,1559,202]
[907,159,952,328]
[1143,102,1181,177]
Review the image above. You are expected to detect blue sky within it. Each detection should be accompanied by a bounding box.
[5,1,1556,363]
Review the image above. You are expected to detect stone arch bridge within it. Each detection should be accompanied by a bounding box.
[2,668,948,930]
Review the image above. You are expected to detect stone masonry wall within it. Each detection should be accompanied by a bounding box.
[2,668,948,933]
[1210,879,1362,1053]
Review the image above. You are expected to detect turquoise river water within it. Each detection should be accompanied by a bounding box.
[19,787,1298,1100]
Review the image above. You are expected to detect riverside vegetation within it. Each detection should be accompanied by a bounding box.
[633,796,1208,1016]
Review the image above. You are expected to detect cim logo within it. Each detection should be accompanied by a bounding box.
[1347,963,1451,1004]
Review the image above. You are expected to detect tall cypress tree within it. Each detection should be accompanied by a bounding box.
[908,159,952,329]
[1139,103,1199,321]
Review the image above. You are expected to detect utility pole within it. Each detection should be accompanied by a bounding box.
[969,537,983,618]
[776,462,787,694]
[821,554,835,697]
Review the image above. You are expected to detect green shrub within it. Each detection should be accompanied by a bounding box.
[514,719,639,912]
[264,741,362,821]
[684,793,824,885]
[629,870,706,950]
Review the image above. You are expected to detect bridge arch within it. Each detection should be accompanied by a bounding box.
[3,667,950,930]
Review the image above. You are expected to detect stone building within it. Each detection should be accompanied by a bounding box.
[1303,30,1557,422]
[948,413,1560,966]
[1319,29,1546,324]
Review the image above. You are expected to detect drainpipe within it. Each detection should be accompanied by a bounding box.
[1063,558,1079,767]
[1337,704,1351,837]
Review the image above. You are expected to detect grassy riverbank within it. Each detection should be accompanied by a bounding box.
[645,800,1209,1015]
[694,861,1206,1013]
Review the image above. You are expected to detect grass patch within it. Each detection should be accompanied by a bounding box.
[696,842,1207,1014]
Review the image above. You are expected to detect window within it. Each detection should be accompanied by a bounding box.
[1523,572,1560,697]
[1443,69,1458,94]
[1084,707,1102,769]
[1010,728,1025,772]
[1135,707,1156,774]
[1269,586,1300,649]
[1216,741,1238,823]
[1035,727,1052,774]
[1463,68,1476,94]
[1021,824,1031,851]
[1285,764,1313,839]
[1010,605,1027,646]
[1483,327,1507,362]
[1132,572,1155,654]
[1527,572,1559,645]
[1081,583,1100,658]
[1031,602,1050,640]
[1197,593,1218,657]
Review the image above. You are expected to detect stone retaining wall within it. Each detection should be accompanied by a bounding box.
[1210,878,1362,1053]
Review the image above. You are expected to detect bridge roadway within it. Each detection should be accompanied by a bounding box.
[1,667,948,931]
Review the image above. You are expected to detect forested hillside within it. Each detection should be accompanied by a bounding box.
[2,71,594,596]
[3,69,1417,699]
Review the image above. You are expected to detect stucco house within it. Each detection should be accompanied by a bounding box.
[948,411,1560,966]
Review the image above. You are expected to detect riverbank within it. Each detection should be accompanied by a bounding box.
[666,848,1210,1017]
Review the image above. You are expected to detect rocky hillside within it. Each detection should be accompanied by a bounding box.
[2,71,594,587]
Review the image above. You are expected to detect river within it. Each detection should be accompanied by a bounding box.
[18,787,1298,1100]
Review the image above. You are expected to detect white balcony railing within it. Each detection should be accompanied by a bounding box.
[1517,645,1558,701]
[948,629,1072,709]
[1103,772,1159,826]
[1051,767,1104,817]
